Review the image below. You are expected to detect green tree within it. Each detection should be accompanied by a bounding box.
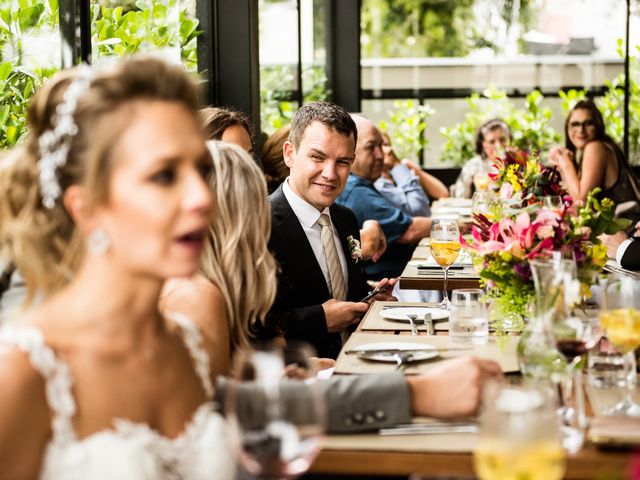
[361,0,535,58]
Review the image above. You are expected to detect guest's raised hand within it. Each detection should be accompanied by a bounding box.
[322,299,369,333]
[406,356,503,419]
[360,220,387,262]
[548,145,573,169]
[368,277,397,303]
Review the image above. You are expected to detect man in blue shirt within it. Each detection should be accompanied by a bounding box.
[337,115,432,279]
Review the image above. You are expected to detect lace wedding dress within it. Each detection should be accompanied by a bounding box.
[0,313,236,479]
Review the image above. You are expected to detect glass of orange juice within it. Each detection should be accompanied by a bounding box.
[430,218,460,309]
[599,277,640,416]
[474,383,566,480]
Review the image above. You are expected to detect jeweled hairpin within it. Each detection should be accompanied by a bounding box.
[37,64,94,209]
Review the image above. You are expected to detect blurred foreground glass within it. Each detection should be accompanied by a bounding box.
[599,277,640,416]
[474,383,566,480]
[430,218,461,309]
[225,342,326,479]
[449,288,488,344]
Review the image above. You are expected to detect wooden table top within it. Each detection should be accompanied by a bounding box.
[310,305,635,479]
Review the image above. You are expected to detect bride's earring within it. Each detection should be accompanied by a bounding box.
[87,227,111,256]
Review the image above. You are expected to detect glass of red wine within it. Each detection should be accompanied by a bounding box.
[225,341,326,480]
[549,310,602,453]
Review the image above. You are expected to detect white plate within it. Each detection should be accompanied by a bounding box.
[381,307,449,322]
[355,342,438,363]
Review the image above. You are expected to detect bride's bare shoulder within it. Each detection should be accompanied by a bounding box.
[0,331,51,474]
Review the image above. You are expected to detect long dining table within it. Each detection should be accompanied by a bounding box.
[308,301,637,479]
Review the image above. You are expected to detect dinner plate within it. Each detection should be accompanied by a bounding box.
[381,306,449,322]
[354,342,438,363]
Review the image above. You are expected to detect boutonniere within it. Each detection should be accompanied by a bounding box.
[347,235,362,263]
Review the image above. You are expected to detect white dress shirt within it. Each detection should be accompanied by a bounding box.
[616,238,634,266]
[283,179,349,293]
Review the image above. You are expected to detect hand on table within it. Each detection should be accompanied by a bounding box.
[406,356,503,419]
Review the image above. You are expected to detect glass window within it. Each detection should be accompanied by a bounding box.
[0,0,61,146]
[259,0,329,135]
[361,0,636,166]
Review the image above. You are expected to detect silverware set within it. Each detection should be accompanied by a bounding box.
[406,313,434,335]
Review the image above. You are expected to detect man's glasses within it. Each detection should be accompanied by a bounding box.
[569,119,596,131]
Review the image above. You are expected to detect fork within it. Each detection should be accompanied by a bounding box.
[392,352,414,370]
[406,313,419,336]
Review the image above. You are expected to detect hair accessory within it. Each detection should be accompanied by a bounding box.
[38,64,94,209]
[87,227,111,256]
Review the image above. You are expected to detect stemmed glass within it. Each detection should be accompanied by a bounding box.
[599,276,640,417]
[225,342,326,479]
[430,218,461,309]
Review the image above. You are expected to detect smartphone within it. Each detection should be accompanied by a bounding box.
[359,284,392,302]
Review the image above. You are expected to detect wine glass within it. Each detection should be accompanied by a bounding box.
[543,195,564,215]
[472,190,497,219]
[430,218,461,309]
[474,382,566,480]
[599,276,640,417]
[225,342,326,479]
[549,310,602,452]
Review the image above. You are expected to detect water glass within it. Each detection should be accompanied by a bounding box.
[449,288,489,344]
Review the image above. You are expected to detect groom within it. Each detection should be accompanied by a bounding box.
[266,102,395,358]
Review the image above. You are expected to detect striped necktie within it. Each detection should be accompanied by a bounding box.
[316,214,347,301]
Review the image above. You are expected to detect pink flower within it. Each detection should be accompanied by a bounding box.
[499,183,513,200]
[536,225,554,239]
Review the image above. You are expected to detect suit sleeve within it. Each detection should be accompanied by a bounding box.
[620,239,640,270]
[215,373,412,433]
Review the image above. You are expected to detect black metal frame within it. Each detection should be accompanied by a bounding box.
[58,0,91,67]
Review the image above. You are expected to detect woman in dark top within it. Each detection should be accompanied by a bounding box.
[549,100,640,224]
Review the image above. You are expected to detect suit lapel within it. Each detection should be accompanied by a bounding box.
[271,186,330,299]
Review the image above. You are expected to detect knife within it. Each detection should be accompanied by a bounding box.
[344,347,471,355]
[379,422,479,436]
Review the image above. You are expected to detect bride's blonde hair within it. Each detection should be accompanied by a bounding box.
[0,57,200,303]
[201,141,277,348]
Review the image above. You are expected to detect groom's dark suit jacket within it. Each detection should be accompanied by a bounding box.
[621,238,640,270]
[267,185,370,359]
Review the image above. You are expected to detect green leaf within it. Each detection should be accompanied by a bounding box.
[0,61,12,81]
[18,4,44,32]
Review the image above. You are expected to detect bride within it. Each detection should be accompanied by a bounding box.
[0,57,235,478]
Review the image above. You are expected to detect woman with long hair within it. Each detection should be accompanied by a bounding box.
[0,57,235,478]
[161,141,278,377]
[549,99,640,221]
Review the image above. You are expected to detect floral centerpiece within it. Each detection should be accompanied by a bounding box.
[462,147,629,332]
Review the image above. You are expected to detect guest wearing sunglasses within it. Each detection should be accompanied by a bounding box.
[549,100,640,226]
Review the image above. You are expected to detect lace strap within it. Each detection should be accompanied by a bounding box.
[167,313,214,400]
[0,326,77,443]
